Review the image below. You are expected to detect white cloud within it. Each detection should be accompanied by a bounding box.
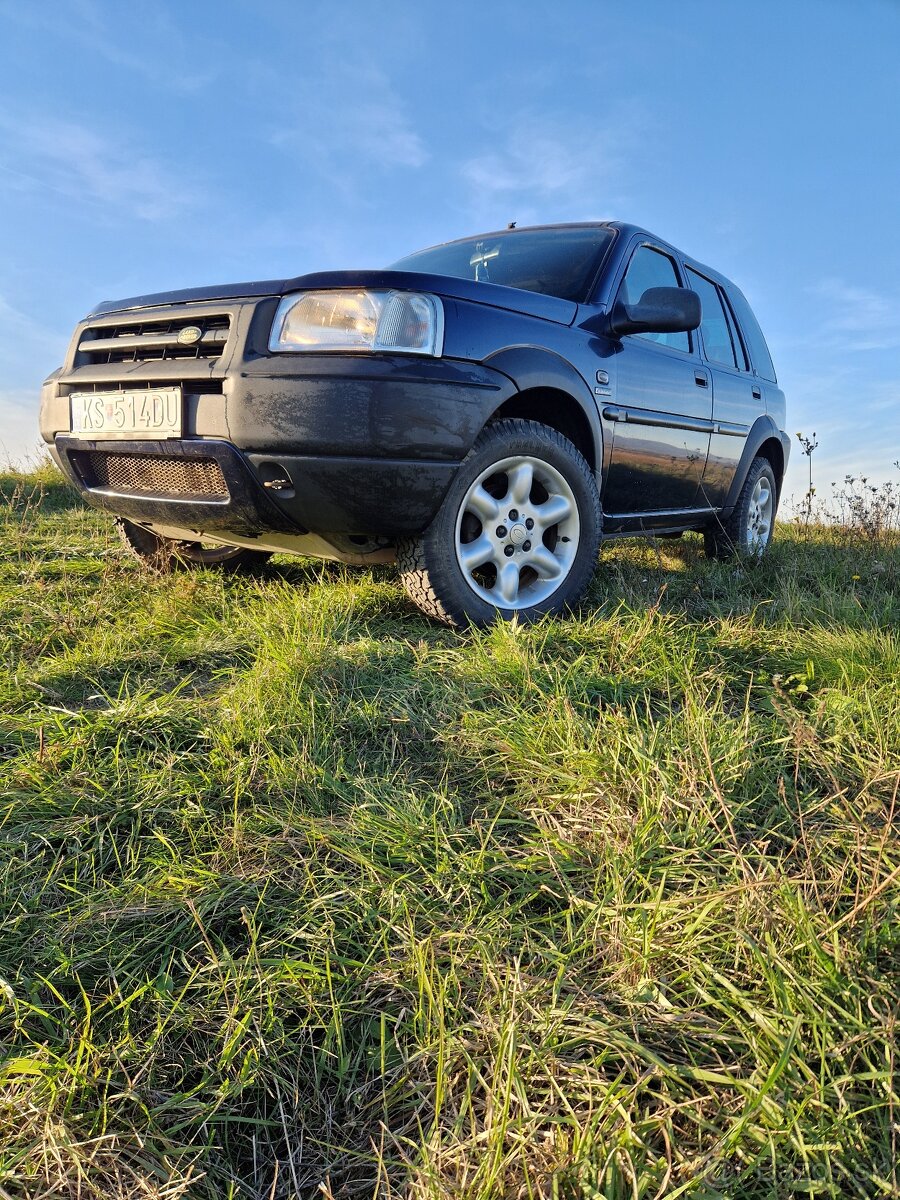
[0,113,201,222]
[0,296,70,387]
[269,64,428,177]
[0,390,45,468]
[811,278,900,351]
[463,126,595,199]
[778,368,900,506]
[0,297,69,467]
[0,0,217,93]
[458,113,629,227]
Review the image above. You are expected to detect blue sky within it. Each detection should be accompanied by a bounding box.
[1,0,898,503]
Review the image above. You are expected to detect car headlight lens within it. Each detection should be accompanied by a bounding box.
[269,289,443,355]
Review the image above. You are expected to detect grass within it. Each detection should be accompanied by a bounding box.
[0,467,898,1199]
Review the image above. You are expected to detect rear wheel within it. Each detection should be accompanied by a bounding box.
[704,456,777,560]
[116,518,271,573]
[398,419,601,626]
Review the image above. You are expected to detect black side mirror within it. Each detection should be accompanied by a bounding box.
[608,286,701,338]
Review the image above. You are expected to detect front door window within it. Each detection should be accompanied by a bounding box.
[618,245,690,353]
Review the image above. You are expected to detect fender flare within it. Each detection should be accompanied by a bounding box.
[721,416,791,516]
[481,346,605,476]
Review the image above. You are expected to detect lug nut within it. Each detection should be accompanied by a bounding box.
[523,540,531,551]
[509,509,518,520]
[504,545,514,557]
[496,525,507,537]
[525,518,534,530]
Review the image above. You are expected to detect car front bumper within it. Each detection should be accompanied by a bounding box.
[52,433,463,543]
[42,296,516,550]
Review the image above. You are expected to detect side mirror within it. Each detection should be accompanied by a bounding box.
[608,286,701,338]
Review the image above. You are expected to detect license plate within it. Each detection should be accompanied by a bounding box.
[70,388,182,438]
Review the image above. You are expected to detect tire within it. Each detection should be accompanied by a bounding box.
[397,418,601,627]
[116,517,272,574]
[704,456,777,561]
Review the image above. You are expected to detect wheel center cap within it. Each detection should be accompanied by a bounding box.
[509,524,527,546]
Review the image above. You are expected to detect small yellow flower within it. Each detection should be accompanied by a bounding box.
[852,575,861,581]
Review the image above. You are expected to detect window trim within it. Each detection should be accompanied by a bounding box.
[726,286,778,383]
[685,265,743,372]
[721,289,750,373]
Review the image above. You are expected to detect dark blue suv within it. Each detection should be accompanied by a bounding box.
[41,222,788,625]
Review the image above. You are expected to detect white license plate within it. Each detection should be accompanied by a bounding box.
[70,388,182,438]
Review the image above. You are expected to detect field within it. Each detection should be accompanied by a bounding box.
[1,468,898,1199]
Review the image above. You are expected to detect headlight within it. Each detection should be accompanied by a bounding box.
[269,289,443,355]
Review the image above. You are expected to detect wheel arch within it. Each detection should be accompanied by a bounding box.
[488,386,597,472]
[756,436,786,495]
[481,347,603,475]
[721,417,790,516]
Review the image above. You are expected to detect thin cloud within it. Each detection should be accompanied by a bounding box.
[0,0,217,93]
[0,297,67,465]
[459,114,629,225]
[0,113,201,222]
[0,389,45,468]
[812,278,900,351]
[269,64,428,177]
[0,296,70,381]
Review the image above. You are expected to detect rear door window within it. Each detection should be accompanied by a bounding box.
[727,287,777,381]
[686,268,738,368]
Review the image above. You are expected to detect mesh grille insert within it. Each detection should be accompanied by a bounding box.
[82,452,229,498]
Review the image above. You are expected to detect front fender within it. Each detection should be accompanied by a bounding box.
[481,346,604,470]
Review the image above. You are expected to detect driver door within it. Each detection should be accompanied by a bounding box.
[600,243,712,518]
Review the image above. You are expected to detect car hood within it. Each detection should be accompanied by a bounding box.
[88,270,578,325]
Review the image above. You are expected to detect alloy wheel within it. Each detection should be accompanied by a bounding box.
[454,455,580,609]
[746,476,774,552]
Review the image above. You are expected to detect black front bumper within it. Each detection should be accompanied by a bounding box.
[54,435,463,539]
[44,298,518,539]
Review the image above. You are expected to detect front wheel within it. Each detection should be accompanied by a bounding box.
[116,518,272,573]
[704,456,778,560]
[398,419,601,626]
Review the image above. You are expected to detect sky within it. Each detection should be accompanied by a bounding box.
[0,0,898,506]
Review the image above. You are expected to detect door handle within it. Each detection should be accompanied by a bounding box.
[694,371,709,387]
[752,385,762,399]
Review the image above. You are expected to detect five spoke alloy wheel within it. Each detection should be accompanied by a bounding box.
[398,418,601,626]
[454,455,580,609]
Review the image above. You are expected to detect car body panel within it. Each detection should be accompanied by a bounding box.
[42,220,788,562]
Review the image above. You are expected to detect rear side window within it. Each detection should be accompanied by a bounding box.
[728,287,777,382]
[618,245,689,352]
[686,268,738,368]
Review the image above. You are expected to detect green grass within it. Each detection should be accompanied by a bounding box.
[1,469,898,1199]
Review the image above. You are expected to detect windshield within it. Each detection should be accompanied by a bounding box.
[390,226,615,303]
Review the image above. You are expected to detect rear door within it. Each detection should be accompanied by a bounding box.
[600,242,712,517]
[684,267,756,508]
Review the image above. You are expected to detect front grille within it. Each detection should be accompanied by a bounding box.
[78,451,229,499]
[68,380,225,395]
[78,314,231,365]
